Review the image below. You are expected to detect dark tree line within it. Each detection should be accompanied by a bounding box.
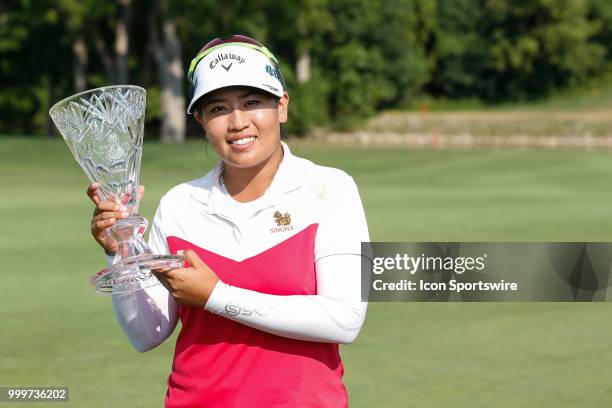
[1,0,611,141]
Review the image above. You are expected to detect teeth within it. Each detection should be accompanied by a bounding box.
[231,136,256,145]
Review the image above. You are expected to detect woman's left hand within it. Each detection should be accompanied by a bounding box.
[152,250,220,307]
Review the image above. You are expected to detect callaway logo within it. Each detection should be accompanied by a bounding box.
[270,210,293,233]
[209,52,245,69]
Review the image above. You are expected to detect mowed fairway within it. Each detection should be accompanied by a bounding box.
[2,136,612,407]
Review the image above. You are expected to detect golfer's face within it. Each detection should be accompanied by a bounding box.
[195,86,288,169]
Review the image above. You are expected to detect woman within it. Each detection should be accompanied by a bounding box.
[87,35,371,408]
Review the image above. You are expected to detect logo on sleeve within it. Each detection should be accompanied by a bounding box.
[270,210,293,233]
[225,303,269,317]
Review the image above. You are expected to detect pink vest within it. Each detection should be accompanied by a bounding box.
[164,224,348,408]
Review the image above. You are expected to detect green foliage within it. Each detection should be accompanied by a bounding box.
[0,1,68,134]
[330,43,388,122]
[284,67,331,135]
[1,0,612,136]
[316,0,430,129]
[145,86,162,121]
[590,0,612,58]
[425,0,486,97]
[427,0,609,101]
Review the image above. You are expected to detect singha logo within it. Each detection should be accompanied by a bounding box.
[274,211,291,226]
[271,210,293,233]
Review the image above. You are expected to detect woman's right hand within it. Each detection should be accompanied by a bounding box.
[86,183,145,255]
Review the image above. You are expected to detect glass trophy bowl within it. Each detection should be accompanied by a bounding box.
[49,85,184,293]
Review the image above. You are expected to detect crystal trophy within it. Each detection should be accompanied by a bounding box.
[49,85,183,293]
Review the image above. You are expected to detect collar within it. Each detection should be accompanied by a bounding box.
[190,141,308,220]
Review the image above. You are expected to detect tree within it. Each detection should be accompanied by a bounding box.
[426,0,608,100]
[0,0,73,135]
[148,0,186,143]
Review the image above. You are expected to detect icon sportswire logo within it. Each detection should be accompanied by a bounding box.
[270,210,293,233]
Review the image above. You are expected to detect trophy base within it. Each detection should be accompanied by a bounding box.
[90,254,184,294]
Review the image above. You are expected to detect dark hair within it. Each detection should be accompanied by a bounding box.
[197,34,263,54]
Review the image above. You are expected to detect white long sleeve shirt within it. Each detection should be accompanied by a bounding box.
[110,141,371,353]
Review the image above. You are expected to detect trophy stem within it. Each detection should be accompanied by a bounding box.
[90,213,184,293]
[108,214,152,264]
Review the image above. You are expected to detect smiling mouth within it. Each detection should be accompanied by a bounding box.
[228,136,257,145]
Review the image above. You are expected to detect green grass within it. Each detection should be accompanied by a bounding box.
[409,71,612,112]
[364,74,612,140]
[363,109,612,139]
[3,136,612,407]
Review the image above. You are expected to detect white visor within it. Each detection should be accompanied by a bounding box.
[187,45,285,114]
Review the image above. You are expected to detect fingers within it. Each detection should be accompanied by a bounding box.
[91,205,129,235]
[151,267,182,291]
[88,183,145,211]
[180,250,206,269]
[151,267,173,274]
[96,201,128,214]
[136,185,145,204]
[151,263,188,276]
[88,184,122,214]
[86,183,101,205]
[93,217,117,231]
[151,269,172,291]
[95,210,129,222]
[92,200,128,217]
[151,264,193,277]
